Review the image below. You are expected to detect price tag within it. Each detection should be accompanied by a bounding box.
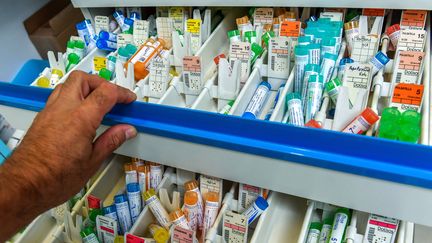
[183,56,202,95]
[200,174,223,204]
[362,8,385,16]
[186,19,202,55]
[133,20,149,46]
[93,57,107,72]
[169,7,185,33]
[117,33,133,48]
[400,10,427,30]
[156,17,174,47]
[96,215,117,243]
[253,8,274,27]
[186,19,201,33]
[126,233,156,243]
[222,211,248,243]
[237,183,265,213]
[171,226,194,243]
[94,16,109,34]
[391,83,424,112]
[320,12,343,21]
[149,56,170,98]
[279,20,301,37]
[397,29,426,52]
[392,51,425,84]
[350,35,378,63]
[229,42,251,85]
[268,36,290,79]
[342,63,373,106]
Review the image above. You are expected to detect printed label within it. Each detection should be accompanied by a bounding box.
[397,29,426,52]
[117,33,133,48]
[186,19,202,55]
[364,214,399,243]
[96,215,117,243]
[238,183,263,213]
[400,10,427,30]
[223,211,248,243]
[133,20,150,46]
[391,83,424,112]
[149,57,170,98]
[342,63,373,106]
[229,42,251,84]
[169,7,185,32]
[279,20,301,37]
[200,174,223,204]
[362,8,385,16]
[93,56,107,72]
[156,17,174,47]
[393,51,425,84]
[268,37,290,79]
[172,226,194,243]
[183,56,202,95]
[126,233,156,243]
[320,12,343,21]
[186,19,201,33]
[253,8,274,27]
[95,16,110,34]
[350,35,378,63]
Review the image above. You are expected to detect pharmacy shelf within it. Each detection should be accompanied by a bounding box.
[2,83,432,227]
[71,0,432,10]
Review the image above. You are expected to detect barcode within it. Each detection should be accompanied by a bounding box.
[184,73,190,87]
[367,227,375,243]
[271,55,276,71]
[241,192,246,209]
[395,72,402,83]
[224,229,230,243]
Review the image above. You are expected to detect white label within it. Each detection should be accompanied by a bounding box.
[329,212,349,243]
[184,202,199,231]
[319,224,332,243]
[96,215,117,243]
[350,35,378,63]
[306,229,321,243]
[397,29,426,52]
[183,56,202,95]
[320,12,343,21]
[244,84,270,118]
[294,54,309,93]
[342,63,373,106]
[95,16,110,34]
[150,165,163,189]
[342,115,371,134]
[200,174,223,204]
[117,33,133,48]
[364,214,399,243]
[83,233,99,243]
[253,8,274,27]
[191,187,204,228]
[268,37,291,79]
[133,20,149,46]
[172,215,191,230]
[287,98,304,126]
[145,195,171,228]
[127,191,142,223]
[229,42,251,84]
[138,171,149,192]
[223,211,248,243]
[115,201,132,234]
[242,201,264,224]
[203,200,219,233]
[149,57,170,98]
[156,17,174,47]
[125,170,138,185]
[320,58,336,84]
[238,184,264,213]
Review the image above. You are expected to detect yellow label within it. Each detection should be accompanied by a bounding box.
[169,7,184,18]
[186,19,201,34]
[93,57,107,72]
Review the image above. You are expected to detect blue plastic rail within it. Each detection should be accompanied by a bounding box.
[1,82,432,188]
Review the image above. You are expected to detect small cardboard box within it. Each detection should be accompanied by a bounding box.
[24,0,84,59]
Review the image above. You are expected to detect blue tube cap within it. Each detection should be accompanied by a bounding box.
[114,194,128,204]
[255,196,269,210]
[127,182,140,193]
[103,204,117,215]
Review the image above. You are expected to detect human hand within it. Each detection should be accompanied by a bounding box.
[2,70,137,214]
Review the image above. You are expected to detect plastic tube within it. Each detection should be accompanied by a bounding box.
[143,189,171,229]
[184,180,204,229]
[369,51,390,76]
[202,192,220,241]
[305,75,324,123]
[242,81,272,119]
[242,196,268,224]
[169,209,191,230]
[184,191,199,231]
[306,222,322,243]
[124,162,137,185]
[320,53,338,83]
[325,77,342,104]
[301,64,320,109]
[126,182,142,224]
[286,93,304,126]
[96,39,117,52]
[99,31,118,42]
[342,108,379,134]
[149,162,163,189]
[328,208,351,243]
[294,46,309,93]
[114,194,132,234]
[307,43,321,65]
[265,84,285,120]
[149,224,170,243]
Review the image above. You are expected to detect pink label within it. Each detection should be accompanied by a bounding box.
[172,226,194,243]
[369,219,398,229]
[183,56,201,72]
[126,234,145,243]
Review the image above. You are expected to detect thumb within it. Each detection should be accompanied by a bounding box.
[92,124,137,162]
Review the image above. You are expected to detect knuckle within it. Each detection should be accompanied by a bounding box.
[68,70,83,80]
[108,133,123,150]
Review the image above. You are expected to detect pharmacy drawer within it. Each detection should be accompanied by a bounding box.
[158,9,242,108]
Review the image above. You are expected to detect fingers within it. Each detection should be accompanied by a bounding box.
[61,70,109,99]
[46,84,63,107]
[91,125,137,163]
[77,82,136,128]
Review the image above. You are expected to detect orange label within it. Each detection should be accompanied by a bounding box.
[392,83,424,106]
[362,8,385,16]
[401,10,427,29]
[279,20,300,37]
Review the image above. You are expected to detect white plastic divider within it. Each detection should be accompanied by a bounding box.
[250,192,307,243]
[296,201,413,243]
[158,9,241,108]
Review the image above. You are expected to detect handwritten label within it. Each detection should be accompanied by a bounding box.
[133,20,149,46]
[95,16,109,34]
[117,33,133,48]
[343,63,373,106]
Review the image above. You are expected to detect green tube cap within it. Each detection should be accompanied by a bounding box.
[99,68,112,81]
[309,222,323,231]
[68,53,80,64]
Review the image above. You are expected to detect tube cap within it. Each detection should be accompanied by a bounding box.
[398,124,421,143]
[36,77,50,88]
[336,208,351,220]
[400,110,421,126]
[298,36,312,44]
[305,64,320,73]
[103,204,117,215]
[80,226,96,237]
[325,77,342,91]
[118,47,129,58]
[68,53,80,64]
[340,57,354,66]
[262,31,275,46]
[308,74,324,83]
[305,119,322,129]
[108,55,117,63]
[323,217,334,226]
[127,182,140,193]
[125,44,138,56]
[295,46,309,56]
[323,52,338,61]
[143,188,156,201]
[387,24,401,35]
[89,208,103,222]
[309,222,323,231]
[228,30,240,38]
[360,108,379,126]
[259,80,272,90]
[114,194,128,204]
[99,68,112,81]
[286,92,301,101]
[67,40,75,49]
[184,180,199,191]
[75,40,85,49]
[254,196,269,210]
[381,107,401,124]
